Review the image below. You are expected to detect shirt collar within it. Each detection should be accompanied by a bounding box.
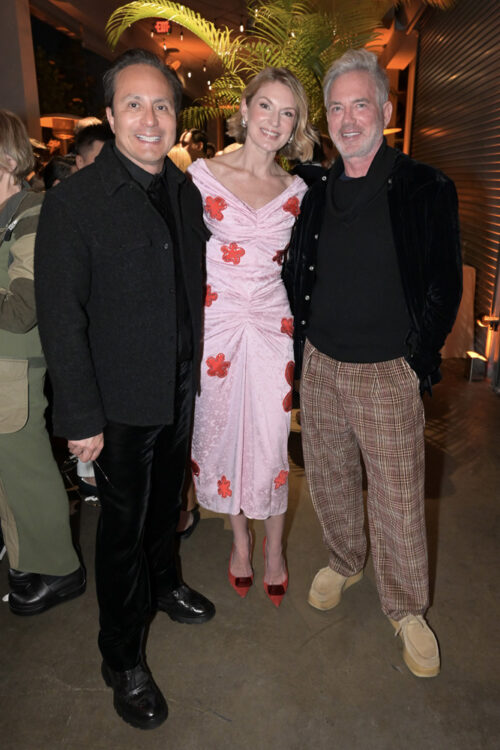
[95,141,187,196]
[113,145,162,190]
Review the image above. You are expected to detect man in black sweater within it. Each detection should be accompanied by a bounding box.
[35,49,214,729]
[284,49,461,678]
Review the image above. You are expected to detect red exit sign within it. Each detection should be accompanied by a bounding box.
[154,20,171,33]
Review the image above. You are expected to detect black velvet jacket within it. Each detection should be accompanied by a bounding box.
[35,142,209,439]
[282,145,462,393]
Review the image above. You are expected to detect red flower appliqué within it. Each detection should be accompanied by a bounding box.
[191,459,200,477]
[206,353,231,378]
[281,318,294,338]
[282,196,300,217]
[205,284,218,307]
[274,470,289,489]
[221,242,245,265]
[282,360,294,412]
[272,249,286,265]
[218,475,232,498]
[205,196,227,220]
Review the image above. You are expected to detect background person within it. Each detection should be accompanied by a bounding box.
[0,109,84,616]
[181,127,208,162]
[73,122,113,170]
[42,154,76,189]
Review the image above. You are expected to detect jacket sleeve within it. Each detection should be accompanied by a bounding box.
[407,175,462,382]
[0,213,38,333]
[282,217,300,315]
[282,184,313,315]
[34,191,106,440]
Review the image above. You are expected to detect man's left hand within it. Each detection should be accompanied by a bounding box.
[68,434,104,463]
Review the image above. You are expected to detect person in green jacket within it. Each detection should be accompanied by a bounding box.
[0,109,85,615]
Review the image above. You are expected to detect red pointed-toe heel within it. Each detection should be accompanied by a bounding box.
[228,539,254,598]
[262,537,288,608]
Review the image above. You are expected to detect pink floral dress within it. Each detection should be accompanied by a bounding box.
[188,158,307,519]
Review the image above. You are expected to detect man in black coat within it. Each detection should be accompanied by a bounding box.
[283,49,462,679]
[35,49,214,730]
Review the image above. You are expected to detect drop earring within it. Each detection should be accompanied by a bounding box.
[242,117,247,128]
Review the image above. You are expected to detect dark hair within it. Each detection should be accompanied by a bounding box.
[74,123,113,157]
[42,154,76,189]
[186,128,208,154]
[103,48,183,115]
[205,142,216,158]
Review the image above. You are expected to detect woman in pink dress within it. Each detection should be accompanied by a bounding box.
[188,68,315,606]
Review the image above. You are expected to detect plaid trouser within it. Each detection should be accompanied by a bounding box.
[300,339,429,619]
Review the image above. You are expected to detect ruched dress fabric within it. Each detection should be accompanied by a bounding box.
[188,159,307,519]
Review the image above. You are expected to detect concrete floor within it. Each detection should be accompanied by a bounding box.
[1,360,499,750]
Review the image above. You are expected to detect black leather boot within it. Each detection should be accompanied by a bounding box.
[8,566,86,615]
[101,660,168,729]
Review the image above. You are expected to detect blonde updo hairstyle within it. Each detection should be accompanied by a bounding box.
[0,110,34,184]
[227,67,317,162]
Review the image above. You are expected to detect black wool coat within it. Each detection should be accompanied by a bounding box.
[35,142,209,439]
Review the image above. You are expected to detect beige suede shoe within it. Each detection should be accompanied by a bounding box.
[389,615,440,678]
[307,566,363,611]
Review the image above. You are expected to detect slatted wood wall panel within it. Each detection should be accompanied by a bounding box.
[411,0,500,355]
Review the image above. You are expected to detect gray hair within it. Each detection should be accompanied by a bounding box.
[323,49,389,110]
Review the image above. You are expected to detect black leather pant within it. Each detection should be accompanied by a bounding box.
[94,361,192,670]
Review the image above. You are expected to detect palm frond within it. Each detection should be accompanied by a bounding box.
[106,1,235,56]
[180,103,237,130]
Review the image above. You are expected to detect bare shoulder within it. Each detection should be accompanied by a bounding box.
[273,163,296,190]
[203,151,242,180]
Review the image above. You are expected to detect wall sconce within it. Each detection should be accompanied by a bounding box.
[477,315,499,360]
[479,315,499,331]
